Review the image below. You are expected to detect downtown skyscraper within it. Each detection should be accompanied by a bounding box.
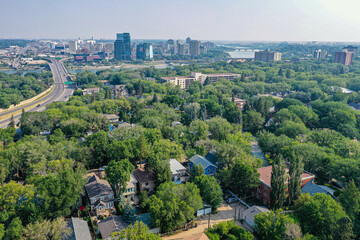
[114,33,131,61]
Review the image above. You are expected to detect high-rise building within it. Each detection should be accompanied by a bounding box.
[69,40,77,52]
[104,43,114,52]
[313,49,327,59]
[136,43,153,60]
[114,33,131,61]
[186,37,191,45]
[254,49,282,62]
[202,41,215,49]
[177,43,186,55]
[190,40,201,56]
[334,52,353,66]
[343,45,358,55]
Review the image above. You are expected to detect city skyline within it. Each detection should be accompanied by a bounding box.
[1,0,360,42]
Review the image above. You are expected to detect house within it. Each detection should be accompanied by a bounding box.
[205,150,219,167]
[82,88,100,95]
[233,98,246,110]
[112,85,128,98]
[118,122,135,129]
[103,114,119,124]
[255,163,315,205]
[63,218,92,240]
[123,174,138,202]
[182,232,210,240]
[85,175,115,216]
[133,168,157,194]
[241,205,270,228]
[98,216,128,240]
[302,180,335,198]
[189,155,217,176]
[169,159,189,184]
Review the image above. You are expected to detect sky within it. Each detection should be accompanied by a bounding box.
[1,0,360,42]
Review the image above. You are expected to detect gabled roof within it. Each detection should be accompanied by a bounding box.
[63,218,92,240]
[85,175,114,199]
[189,155,216,170]
[133,168,156,183]
[257,163,315,187]
[205,151,218,166]
[125,174,138,189]
[302,181,335,196]
[98,216,128,240]
[169,159,186,175]
[243,205,270,224]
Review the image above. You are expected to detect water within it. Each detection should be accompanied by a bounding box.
[227,48,259,59]
[0,70,43,76]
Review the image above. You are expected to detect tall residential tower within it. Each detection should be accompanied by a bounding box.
[114,33,131,61]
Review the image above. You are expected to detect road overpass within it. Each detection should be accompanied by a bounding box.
[0,59,73,128]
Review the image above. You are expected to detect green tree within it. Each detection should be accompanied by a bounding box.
[206,221,253,240]
[275,121,308,139]
[194,175,223,211]
[286,68,291,78]
[123,202,136,224]
[152,93,158,103]
[8,115,15,128]
[4,217,22,240]
[244,110,264,134]
[106,159,134,195]
[189,163,204,182]
[254,211,294,240]
[207,117,232,141]
[288,153,303,205]
[23,218,71,240]
[339,180,360,236]
[111,221,161,240]
[270,159,287,210]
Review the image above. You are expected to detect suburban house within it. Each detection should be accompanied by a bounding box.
[205,150,219,168]
[241,205,270,229]
[255,163,315,205]
[98,216,128,240]
[112,84,129,98]
[133,168,157,194]
[82,88,100,95]
[169,159,189,184]
[233,98,247,110]
[189,155,217,176]
[103,114,119,124]
[85,175,115,216]
[302,180,335,198]
[123,173,138,202]
[63,218,92,240]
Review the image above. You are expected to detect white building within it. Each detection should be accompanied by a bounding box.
[69,40,78,52]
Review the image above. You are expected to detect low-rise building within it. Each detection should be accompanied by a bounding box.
[233,98,246,110]
[63,218,92,240]
[98,216,128,240]
[241,205,270,228]
[82,88,100,95]
[85,175,115,216]
[302,180,335,198]
[169,159,188,184]
[103,114,119,124]
[123,173,138,202]
[189,155,217,176]
[255,163,315,206]
[133,168,157,194]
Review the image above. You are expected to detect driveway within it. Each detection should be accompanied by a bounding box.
[162,201,249,240]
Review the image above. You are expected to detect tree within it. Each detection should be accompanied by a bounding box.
[194,175,223,211]
[8,115,15,128]
[254,211,295,240]
[275,121,308,139]
[0,224,4,240]
[23,218,71,240]
[295,193,354,240]
[123,202,136,224]
[147,182,202,233]
[207,117,232,141]
[189,163,204,182]
[288,153,303,205]
[339,180,360,236]
[244,110,264,134]
[218,160,259,197]
[4,217,22,240]
[152,93,158,103]
[206,221,253,240]
[199,103,207,121]
[286,68,291,78]
[111,221,161,240]
[106,159,134,195]
[270,159,286,210]
[278,68,284,77]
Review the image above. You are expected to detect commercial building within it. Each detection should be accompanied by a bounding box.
[114,33,131,61]
[161,72,240,89]
[313,49,327,59]
[343,45,358,55]
[254,163,315,206]
[177,43,186,55]
[255,49,282,62]
[136,43,153,60]
[334,51,353,65]
[69,40,77,52]
[190,40,201,56]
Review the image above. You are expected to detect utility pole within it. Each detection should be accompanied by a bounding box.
[208,213,211,228]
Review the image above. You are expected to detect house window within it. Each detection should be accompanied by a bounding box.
[91,198,96,203]
[101,196,104,200]
[145,182,149,186]
[108,194,113,199]
[207,169,210,173]
[265,186,269,190]
[99,206,103,211]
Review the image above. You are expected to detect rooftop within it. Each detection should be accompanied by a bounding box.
[242,205,270,224]
[169,159,186,175]
[190,155,216,170]
[133,168,156,183]
[85,175,113,199]
[98,216,128,240]
[125,173,138,189]
[257,163,315,187]
[63,218,92,240]
[302,181,335,197]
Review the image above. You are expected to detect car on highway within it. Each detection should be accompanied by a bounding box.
[227,197,239,204]
[36,104,41,107]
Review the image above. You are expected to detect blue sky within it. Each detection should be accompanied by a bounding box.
[1,0,360,41]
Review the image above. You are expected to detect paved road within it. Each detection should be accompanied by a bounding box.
[0,59,73,128]
[12,44,30,68]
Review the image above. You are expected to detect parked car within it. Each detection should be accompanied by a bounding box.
[227,197,238,204]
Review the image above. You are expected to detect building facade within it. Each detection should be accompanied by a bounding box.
[313,49,328,59]
[190,40,201,56]
[136,43,153,60]
[114,33,131,61]
[255,50,282,62]
[334,51,353,66]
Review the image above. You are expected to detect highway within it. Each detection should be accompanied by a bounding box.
[0,59,74,128]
